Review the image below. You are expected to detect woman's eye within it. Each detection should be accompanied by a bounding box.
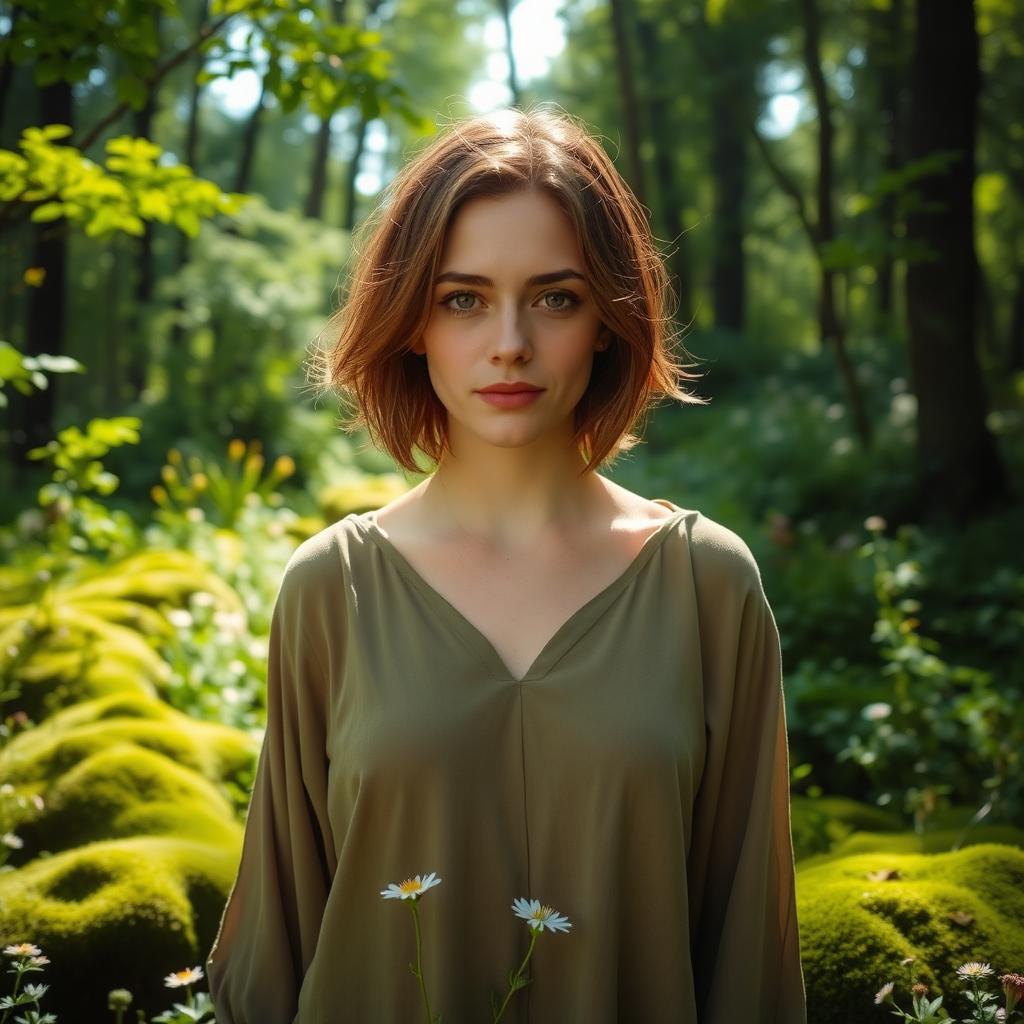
[442,292,479,314]
[541,291,578,312]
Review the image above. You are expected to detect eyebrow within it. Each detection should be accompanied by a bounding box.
[433,269,587,288]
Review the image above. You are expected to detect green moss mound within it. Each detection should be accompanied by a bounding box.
[797,843,1024,1024]
[12,744,240,856]
[0,834,240,1021]
[0,692,256,1021]
[0,692,256,797]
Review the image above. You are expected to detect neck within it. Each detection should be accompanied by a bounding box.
[425,447,608,550]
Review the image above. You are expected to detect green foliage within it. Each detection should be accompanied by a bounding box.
[133,194,348,470]
[0,125,247,239]
[202,0,432,130]
[24,413,143,558]
[0,343,84,408]
[834,151,971,271]
[0,0,175,93]
[1,392,247,734]
[842,523,1022,830]
[151,440,296,533]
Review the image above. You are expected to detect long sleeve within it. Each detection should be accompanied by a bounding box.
[687,519,807,1023]
[205,548,336,1024]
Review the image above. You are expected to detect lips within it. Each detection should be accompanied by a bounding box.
[476,383,544,394]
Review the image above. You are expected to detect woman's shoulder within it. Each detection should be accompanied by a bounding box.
[670,506,767,602]
[275,515,370,601]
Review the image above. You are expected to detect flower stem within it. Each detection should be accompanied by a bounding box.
[0,964,24,1024]
[493,928,538,1023]
[407,900,434,1024]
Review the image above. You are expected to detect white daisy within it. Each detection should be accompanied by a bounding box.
[164,966,204,988]
[3,943,41,958]
[956,962,995,980]
[511,897,572,934]
[874,981,895,1004]
[380,872,442,900]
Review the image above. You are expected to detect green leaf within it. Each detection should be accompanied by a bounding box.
[30,201,66,223]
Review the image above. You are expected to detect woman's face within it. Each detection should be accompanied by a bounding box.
[413,188,608,455]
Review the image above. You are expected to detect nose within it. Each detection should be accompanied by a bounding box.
[490,305,531,364]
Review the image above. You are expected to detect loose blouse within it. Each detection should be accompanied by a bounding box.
[205,501,807,1023]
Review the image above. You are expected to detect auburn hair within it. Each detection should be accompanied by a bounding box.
[309,104,708,475]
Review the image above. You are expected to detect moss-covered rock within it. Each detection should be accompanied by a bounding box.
[0,692,256,815]
[797,843,1024,1023]
[12,744,241,855]
[0,833,240,1021]
[0,692,256,1021]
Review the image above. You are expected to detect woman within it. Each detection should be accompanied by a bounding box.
[205,106,807,1023]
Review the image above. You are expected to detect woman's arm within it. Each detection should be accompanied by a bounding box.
[687,516,807,1024]
[205,546,336,1024]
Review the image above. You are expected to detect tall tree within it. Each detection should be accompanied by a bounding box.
[234,75,268,195]
[126,9,164,403]
[16,78,72,462]
[693,5,759,333]
[607,0,647,207]
[496,0,520,106]
[865,0,909,328]
[634,13,695,324]
[798,0,871,447]
[717,0,871,445]
[167,0,211,401]
[305,0,349,220]
[904,0,1009,520]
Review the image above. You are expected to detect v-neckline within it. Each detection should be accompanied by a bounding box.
[350,500,687,684]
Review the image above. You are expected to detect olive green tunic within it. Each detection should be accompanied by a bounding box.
[205,502,807,1023]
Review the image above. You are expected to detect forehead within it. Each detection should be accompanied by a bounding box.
[438,189,582,272]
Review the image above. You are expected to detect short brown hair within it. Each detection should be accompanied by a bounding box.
[309,105,708,475]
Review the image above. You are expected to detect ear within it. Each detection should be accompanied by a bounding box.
[595,325,612,352]
[411,336,426,356]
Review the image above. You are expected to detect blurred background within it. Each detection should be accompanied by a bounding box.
[0,1,1022,1021]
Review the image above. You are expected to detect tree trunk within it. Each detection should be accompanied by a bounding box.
[234,76,267,195]
[867,0,908,328]
[12,80,72,470]
[904,0,1009,521]
[1008,261,1024,373]
[342,113,370,233]
[708,76,749,333]
[168,0,210,405]
[126,10,162,402]
[306,115,333,220]
[495,0,520,106]
[801,0,872,448]
[305,0,348,220]
[607,0,646,208]
[633,15,694,323]
[0,6,22,136]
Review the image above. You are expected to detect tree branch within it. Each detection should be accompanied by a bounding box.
[74,8,240,152]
